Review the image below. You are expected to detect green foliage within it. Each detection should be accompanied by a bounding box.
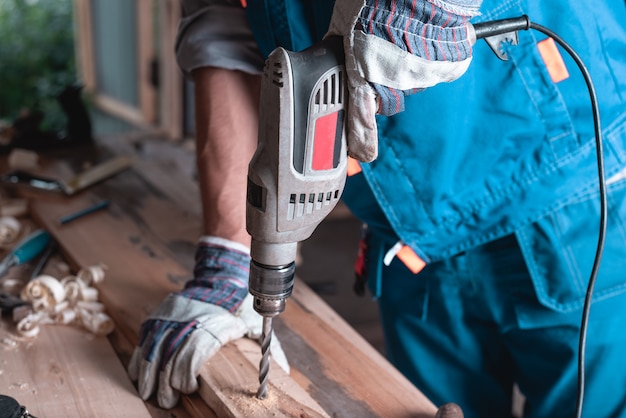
[0,0,76,130]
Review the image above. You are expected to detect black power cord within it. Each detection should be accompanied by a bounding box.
[474,15,608,418]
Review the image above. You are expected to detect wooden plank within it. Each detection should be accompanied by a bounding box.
[180,394,219,418]
[22,150,438,417]
[0,321,151,418]
[27,178,330,417]
[30,194,193,345]
[199,339,329,418]
[0,242,154,418]
[282,282,437,417]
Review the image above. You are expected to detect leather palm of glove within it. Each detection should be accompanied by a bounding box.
[326,0,481,162]
[127,236,289,409]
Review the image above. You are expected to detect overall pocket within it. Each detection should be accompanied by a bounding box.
[516,178,626,313]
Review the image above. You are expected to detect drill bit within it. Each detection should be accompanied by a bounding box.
[256,316,272,399]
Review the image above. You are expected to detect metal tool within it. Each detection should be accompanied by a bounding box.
[246,36,348,399]
[0,229,51,279]
[1,155,132,195]
[29,239,57,280]
[58,199,110,224]
[0,229,53,314]
[0,292,28,315]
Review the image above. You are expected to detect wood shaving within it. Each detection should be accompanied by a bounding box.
[76,264,107,285]
[21,275,66,311]
[0,216,21,245]
[16,265,114,338]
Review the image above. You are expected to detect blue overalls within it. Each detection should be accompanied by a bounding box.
[247,1,626,416]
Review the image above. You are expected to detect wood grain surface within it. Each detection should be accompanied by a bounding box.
[14,141,437,417]
[0,322,151,418]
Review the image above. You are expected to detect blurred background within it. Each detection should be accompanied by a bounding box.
[0,0,188,141]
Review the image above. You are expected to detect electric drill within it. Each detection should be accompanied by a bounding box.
[245,15,535,402]
[246,36,348,399]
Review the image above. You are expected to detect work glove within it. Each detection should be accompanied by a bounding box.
[127,236,289,409]
[326,0,481,162]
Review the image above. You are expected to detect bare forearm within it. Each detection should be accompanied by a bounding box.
[192,67,261,246]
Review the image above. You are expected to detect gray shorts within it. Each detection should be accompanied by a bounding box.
[176,0,264,75]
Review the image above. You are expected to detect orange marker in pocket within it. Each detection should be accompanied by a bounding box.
[537,37,569,83]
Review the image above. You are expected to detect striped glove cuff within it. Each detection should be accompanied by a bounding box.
[176,236,251,313]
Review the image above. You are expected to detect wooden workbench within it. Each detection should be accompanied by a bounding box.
[0,134,438,417]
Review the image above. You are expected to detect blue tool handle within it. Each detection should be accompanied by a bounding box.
[11,229,52,265]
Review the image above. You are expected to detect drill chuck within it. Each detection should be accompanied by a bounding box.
[249,260,295,317]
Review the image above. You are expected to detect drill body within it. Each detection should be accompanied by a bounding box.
[246,36,348,319]
[246,37,348,397]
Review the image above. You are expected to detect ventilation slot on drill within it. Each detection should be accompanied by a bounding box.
[287,189,341,220]
[313,71,343,111]
[270,61,283,87]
